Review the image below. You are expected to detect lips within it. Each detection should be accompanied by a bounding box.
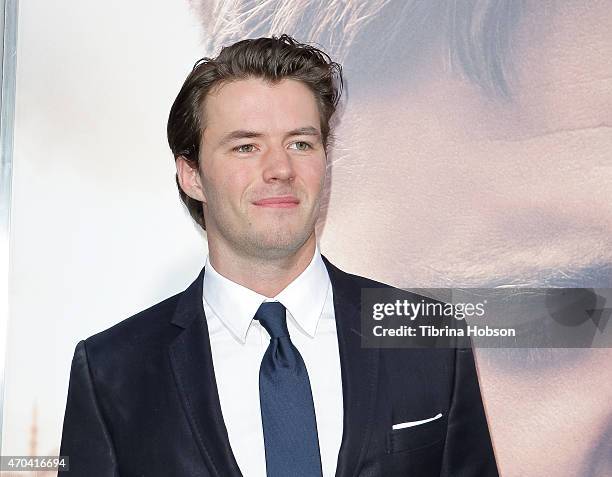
[252,195,300,208]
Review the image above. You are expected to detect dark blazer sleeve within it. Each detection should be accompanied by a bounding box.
[60,340,119,476]
[440,347,499,476]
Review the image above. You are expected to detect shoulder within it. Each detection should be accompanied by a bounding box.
[323,256,435,307]
[322,255,394,292]
[323,255,462,349]
[82,291,184,365]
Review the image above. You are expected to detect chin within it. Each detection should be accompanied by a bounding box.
[245,226,315,259]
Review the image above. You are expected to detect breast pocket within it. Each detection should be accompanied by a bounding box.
[386,413,446,454]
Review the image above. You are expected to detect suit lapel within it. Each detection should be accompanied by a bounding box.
[168,267,242,477]
[167,259,380,477]
[323,257,381,477]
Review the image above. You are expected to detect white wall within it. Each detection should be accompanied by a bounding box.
[4,0,205,454]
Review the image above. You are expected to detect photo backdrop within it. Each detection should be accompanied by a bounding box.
[3,1,611,476]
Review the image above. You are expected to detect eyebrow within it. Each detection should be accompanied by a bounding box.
[217,126,321,147]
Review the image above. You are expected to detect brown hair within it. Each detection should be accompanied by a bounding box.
[167,34,343,230]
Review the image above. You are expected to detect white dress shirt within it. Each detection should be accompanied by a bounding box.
[202,247,344,477]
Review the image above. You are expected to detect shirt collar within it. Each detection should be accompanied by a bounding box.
[202,246,331,343]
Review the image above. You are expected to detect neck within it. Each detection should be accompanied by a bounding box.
[207,235,317,297]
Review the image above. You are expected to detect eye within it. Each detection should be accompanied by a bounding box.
[289,141,312,151]
[234,144,256,153]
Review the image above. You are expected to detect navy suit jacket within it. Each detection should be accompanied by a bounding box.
[60,257,499,476]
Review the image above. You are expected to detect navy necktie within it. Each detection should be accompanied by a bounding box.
[254,302,323,477]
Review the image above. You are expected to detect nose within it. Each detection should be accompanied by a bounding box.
[261,146,295,183]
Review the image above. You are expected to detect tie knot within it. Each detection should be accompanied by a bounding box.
[255,302,289,339]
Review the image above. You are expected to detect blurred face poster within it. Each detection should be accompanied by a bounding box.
[3,1,611,476]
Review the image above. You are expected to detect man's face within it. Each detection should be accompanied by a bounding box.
[189,77,326,260]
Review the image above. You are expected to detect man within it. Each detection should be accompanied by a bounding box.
[60,35,498,476]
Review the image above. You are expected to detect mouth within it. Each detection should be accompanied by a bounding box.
[252,195,300,208]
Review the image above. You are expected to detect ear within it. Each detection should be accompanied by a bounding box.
[175,156,207,203]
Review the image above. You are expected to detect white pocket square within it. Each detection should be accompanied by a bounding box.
[392,412,443,430]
